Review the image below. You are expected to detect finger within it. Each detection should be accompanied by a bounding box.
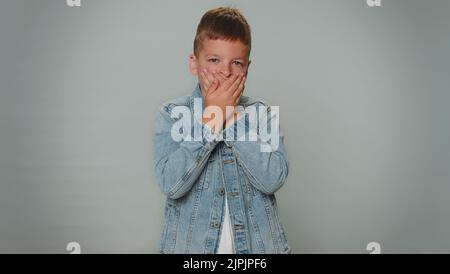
[229,74,244,95]
[238,76,246,95]
[210,71,222,90]
[201,70,210,89]
[205,69,216,85]
[208,77,219,94]
[222,73,240,91]
[217,72,228,82]
[233,76,245,105]
[206,71,220,83]
[233,77,245,104]
[200,74,209,96]
[212,71,228,88]
[212,71,223,83]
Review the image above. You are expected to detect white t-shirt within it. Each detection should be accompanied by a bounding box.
[217,197,235,253]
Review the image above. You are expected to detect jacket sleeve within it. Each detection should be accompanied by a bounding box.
[224,104,289,195]
[153,104,219,199]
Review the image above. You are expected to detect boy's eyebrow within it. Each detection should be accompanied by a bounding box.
[205,54,222,58]
[205,54,246,60]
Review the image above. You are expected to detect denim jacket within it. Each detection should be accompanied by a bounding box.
[153,84,290,254]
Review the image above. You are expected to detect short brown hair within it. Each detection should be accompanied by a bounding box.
[193,7,252,57]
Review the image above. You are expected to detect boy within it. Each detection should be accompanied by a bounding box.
[154,7,290,254]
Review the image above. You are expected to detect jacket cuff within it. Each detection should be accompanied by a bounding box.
[193,117,222,150]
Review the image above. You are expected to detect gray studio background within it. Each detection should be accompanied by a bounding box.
[1,0,449,253]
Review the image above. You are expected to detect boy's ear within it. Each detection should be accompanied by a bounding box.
[189,53,199,76]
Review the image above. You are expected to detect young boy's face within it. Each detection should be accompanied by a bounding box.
[189,38,251,91]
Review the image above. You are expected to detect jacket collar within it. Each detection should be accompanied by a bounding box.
[189,82,205,113]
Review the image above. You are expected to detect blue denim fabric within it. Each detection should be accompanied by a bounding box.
[153,83,290,254]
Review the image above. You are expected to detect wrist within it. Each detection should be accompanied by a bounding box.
[202,116,223,134]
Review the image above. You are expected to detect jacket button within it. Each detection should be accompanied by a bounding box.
[213,222,220,228]
[218,188,225,196]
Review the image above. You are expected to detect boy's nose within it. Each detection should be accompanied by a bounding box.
[220,65,232,78]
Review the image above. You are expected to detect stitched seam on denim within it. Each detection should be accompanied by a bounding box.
[169,146,210,197]
[184,167,207,253]
[231,157,250,253]
[270,196,287,253]
[248,202,265,253]
[203,149,223,254]
[263,195,279,253]
[231,147,269,194]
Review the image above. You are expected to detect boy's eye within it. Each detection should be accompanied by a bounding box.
[232,61,243,66]
[208,58,220,63]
